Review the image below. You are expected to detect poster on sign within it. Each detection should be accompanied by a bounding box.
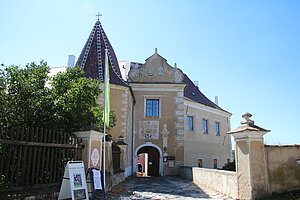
[73,189,87,200]
[92,169,102,190]
[58,161,89,200]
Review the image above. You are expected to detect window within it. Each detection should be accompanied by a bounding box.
[213,159,217,169]
[145,99,159,117]
[215,122,220,136]
[188,116,194,131]
[198,159,203,168]
[202,119,208,133]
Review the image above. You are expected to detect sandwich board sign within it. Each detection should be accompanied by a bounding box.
[58,161,89,200]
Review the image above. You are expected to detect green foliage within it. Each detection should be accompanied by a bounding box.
[0,61,51,128]
[50,66,102,132]
[0,174,4,186]
[0,61,116,133]
[222,161,236,171]
[0,67,6,128]
[0,143,2,186]
[93,107,116,131]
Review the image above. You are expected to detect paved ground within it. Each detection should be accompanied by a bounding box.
[107,176,233,200]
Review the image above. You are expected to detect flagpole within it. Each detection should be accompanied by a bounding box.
[103,107,106,192]
[103,48,109,193]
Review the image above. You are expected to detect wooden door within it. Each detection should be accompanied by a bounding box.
[148,147,159,177]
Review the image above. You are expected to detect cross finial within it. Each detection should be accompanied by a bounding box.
[96,12,102,21]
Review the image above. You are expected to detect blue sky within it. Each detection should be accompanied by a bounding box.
[1,0,299,144]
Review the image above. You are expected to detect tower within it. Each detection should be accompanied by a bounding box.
[76,19,134,177]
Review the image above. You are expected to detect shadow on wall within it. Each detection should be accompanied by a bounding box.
[180,166,193,180]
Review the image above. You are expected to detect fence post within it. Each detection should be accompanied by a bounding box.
[105,141,114,175]
[228,113,270,200]
[74,130,103,171]
[116,136,128,172]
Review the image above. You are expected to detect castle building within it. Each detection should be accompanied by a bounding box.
[75,19,232,177]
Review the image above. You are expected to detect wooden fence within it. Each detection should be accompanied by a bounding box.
[0,127,83,192]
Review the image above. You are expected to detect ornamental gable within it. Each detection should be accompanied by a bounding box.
[128,50,184,83]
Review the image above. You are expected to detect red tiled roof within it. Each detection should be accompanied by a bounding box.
[76,20,128,86]
[77,21,230,113]
[227,123,270,134]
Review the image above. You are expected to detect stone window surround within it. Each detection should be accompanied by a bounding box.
[143,95,162,118]
[186,112,196,132]
[197,158,203,168]
[184,112,224,136]
[188,116,194,131]
[215,121,221,136]
[213,158,218,169]
[145,99,159,117]
[202,118,209,134]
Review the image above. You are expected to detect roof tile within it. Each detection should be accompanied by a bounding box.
[76,20,128,86]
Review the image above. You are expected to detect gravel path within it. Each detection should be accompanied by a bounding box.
[107,176,233,200]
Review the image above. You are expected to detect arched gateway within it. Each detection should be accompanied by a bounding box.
[134,143,163,176]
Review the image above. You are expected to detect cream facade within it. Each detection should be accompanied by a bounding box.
[107,85,134,177]
[184,99,232,168]
[75,19,233,177]
[127,51,232,176]
[131,83,186,175]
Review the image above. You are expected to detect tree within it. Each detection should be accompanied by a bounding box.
[0,61,51,128]
[0,61,116,133]
[50,65,116,132]
[222,160,236,171]
[0,67,7,127]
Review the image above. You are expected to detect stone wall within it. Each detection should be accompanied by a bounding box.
[191,167,238,199]
[183,144,300,199]
[265,145,300,193]
[180,166,193,180]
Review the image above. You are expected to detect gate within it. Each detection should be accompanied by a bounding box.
[0,127,83,198]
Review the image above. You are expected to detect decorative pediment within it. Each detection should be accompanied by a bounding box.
[128,49,184,83]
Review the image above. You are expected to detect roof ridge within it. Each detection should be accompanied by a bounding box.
[98,23,128,85]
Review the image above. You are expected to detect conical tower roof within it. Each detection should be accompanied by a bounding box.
[76,20,127,86]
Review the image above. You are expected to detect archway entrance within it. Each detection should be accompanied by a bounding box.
[137,146,160,177]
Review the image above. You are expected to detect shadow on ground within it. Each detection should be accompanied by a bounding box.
[258,190,300,200]
[107,176,213,199]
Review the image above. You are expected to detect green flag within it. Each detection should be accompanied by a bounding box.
[104,49,110,128]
